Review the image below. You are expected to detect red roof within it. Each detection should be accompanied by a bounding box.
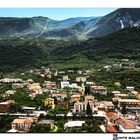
[106,124,118,132]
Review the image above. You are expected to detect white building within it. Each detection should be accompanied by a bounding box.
[126,86,134,92]
[64,121,85,129]
[61,81,70,89]
[74,101,95,113]
[76,77,86,82]
[91,86,107,95]
[62,75,69,81]
[12,83,24,89]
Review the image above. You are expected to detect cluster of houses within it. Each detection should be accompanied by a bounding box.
[0,67,140,133]
[102,62,136,72]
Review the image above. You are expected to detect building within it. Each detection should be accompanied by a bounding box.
[85,95,94,101]
[61,81,70,89]
[0,100,15,112]
[11,117,33,131]
[106,124,118,133]
[21,106,36,113]
[76,77,86,82]
[28,83,42,95]
[114,94,128,99]
[5,90,16,97]
[126,86,134,92]
[112,91,121,94]
[103,101,114,111]
[71,94,81,102]
[0,78,22,83]
[12,83,24,89]
[106,112,140,132]
[114,82,121,87]
[52,93,67,101]
[118,99,140,107]
[77,71,83,75]
[64,121,85,131]
[74,101,95,113]
[62,75,69,81]
[44,98,55,109]
[91,86,107,95]
[43,81,57,89]
[58,101,68,109]
[97,101,114,111]
[38,120,54,129]
[115,116,140,132]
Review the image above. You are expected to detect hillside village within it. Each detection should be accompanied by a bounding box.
[0,60,140,133]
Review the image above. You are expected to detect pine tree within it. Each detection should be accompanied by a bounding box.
[121,103,127,115]
[86,101,92,116]
[84,84,91,95]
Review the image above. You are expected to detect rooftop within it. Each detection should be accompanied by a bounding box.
[64,121,85,128]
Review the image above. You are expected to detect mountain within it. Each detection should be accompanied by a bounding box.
[85,8,140,38]
[51,27,140,64]
[0,8,140,40]
[0,16,96,40]
[0,26,140,72]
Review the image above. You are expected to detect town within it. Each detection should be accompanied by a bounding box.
[0,59,140,133]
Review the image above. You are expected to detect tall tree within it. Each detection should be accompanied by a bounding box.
[86,102,92,116]
[121,103,127,115]
[84,84,91,95]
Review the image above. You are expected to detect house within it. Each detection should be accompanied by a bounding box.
[0,100,15,112]
[97,101,114,111]
[106,124,118,133]
[44,68,52,75]
[64,121,85,131]
[114,82,121,87]
[70,83,78,88]
[43,81,57,89]
[62,75,69,81]
[102,65,112,72]
[61,81,70,89]
[115,116,140,132]
[74,101,95,113]
[44,98,55,109]
[12,83,24,89]
[27,79,34,84]
[91,86,107,95]
[85,95,94,101]
[86,81,95,86]
[76,77,86,82]
[28,83,42,95]
[71,94,81,102]
[11,117,33,131]
[106,112,140,132]
[112,91,121,94]
[77,70,83,75]
[58,101,68,109]
[68,70,74,73]
[126,86,134,92]
[5,90,16,97]
[118,99,140,107]
[0,78,22,83]
[114,94,128,99]
[52,93,67,101]
[103,101,114,111]
[21,106,36,113]
[38,120,54,129]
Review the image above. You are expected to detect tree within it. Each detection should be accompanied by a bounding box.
[29,124,51,133]
[86,102,92,116]
[84,84,92,95]
[121,103,127,115]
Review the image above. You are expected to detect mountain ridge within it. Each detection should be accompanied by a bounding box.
[1,8,140,40]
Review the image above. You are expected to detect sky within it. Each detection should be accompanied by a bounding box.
[0,8,117,20]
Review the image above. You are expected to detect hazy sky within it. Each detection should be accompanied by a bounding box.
[0,8,117,20]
